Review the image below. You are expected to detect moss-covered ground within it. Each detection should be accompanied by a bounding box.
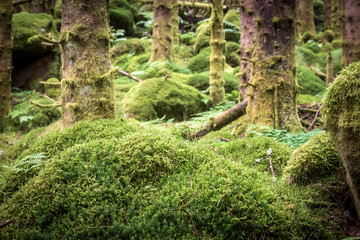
[1,2,359,238]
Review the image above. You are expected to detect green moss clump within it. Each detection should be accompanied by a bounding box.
[322,30,335,43]
[44,78,61,98]
[122,78,208,121]
[283,132,340,185]
[187,50,210,73]
[180,31,195,45]
[110,38,144,58]
[12,12,58,60]
[331,39,342,49]
[301,31,315,43]
[225,41,240,66]
[297,94,322,105]
[193,21,211,54]
[297,66,326,95]
[186,71,238,93]
[320,42,334,53]
[215,136,293,175]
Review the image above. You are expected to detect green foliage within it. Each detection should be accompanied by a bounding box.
[193,20,210,54]
[297,94,322,105]
[297,66,326,95]
[135,11,153,37]
[44,78,61,98]
[109,8,135,36]
[246,125,324,149]
[180,32,195,45]
[223,9,240,42]
[225,41,240,66]
[8,90,61,131]
[187,50,210,73]
[122,78,209,121]
[110,28,126,45]
[322,61,360,132]
[186,71,238,94]
[283,132,340,185]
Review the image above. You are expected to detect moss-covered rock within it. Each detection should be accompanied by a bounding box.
[12,12,58,63]
[322,29,335,43]
[322,61,360,217]
[283,132,340,185]
[44,78,61,98]
[193,21,211,54]
[297,66,326,95]
[122,78,208,121]
[186,71,238,93]
[110,38,145,58]
[187,48,211,73]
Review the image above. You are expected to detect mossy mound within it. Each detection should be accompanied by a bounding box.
[225,41,240,66]
[223,9,240,42]
[186,71,238,93]
[297,66,326,95]
[122,78,209,121]
[322,62,360,216]
[12,12,58,63]
[193,21,210,54]
[187,48,210,73]
[283,132,340,185]
[0,131,334,239]
[214,136,293,175]
[44,78,61,98]
[322,30,335,43]
[0,119,140,203]
[297,94,322,105]
[110,38,145,58]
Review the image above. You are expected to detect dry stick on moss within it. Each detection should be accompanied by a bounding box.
[117,69,143,82]
[217,193,227,207]
[30,101,61,108]
[307,106,321,131]
[190,100,248,140]
[40,94,57,103]
[0,219,14,229]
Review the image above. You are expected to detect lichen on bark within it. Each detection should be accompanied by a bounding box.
[239,0,256,102]
[60,0,115,127]
[246,0,302,131]
[149,0,178,63]
[331,0,345,40]
[298,0,316,36]
[0,0,12,131]
[209,0,225,105]
[342,0,360,66]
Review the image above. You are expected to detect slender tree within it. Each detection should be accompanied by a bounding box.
[324,0,332,29]
[298,0,316,36]
[246,0,302,131]
[342,0,360,66]
[60,0,115,126]
[149,0,178,62]
[326,52,333,85]
[0,0,12,131]
[209,0,225,105]
[239,0,256,102]
[331,0,345,39]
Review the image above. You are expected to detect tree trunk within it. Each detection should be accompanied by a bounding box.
[246,0,302,131]
[209,0,225,105]
[149,0,178,62]
[326,52,333,85]
[0,0,12,132]
[298,0,316,36]
[342,0,360,66]
[239,0,256,102]
[60,0,115,127]
[324,0,332,29]
[331,0,345,40]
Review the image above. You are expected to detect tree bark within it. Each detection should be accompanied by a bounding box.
[324,0,332,29]
[209,0,225,105]
[298,0,316,36]
[331,0,345,40]
[246,0,302,131]
[149,0,178,62]
[326,52,333,85]
[190,100,248,139]
[238,0,256,102]
[342,0,360,66]
[60,0,115,127]
[0,0,12,132]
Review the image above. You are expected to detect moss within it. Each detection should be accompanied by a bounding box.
[297,66,326,95]
[122,78,208,121]
[12,12,58,61]
[283,132,340,185]
[322,29,334,43]
[301,31,315,43]
[180,31,195,45]
[297,94,322,105]
[187,51,210,73]
[331,39,342,49]
[223,9,240,27]
[54,0,62,19]
[320,42,334,53]
[186,71,238,93]
[44,78,61,98]
[193,21,211,54]
[110,38,145,58]
[109,8,135,36]
[225,41,240,66]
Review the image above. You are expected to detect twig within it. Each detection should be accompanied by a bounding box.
[30,101,61,108]
[188,213,199,238]
[0,219,14,229]
[190,175,193,194]
[267,148,276,183]
[40,94,57,103]
[307,106,321,131]
[217,193,227,207]
[220,137,230,142]
[118,69,143,82]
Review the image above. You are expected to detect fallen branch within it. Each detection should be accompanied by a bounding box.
[118,69,143,82]
[30,101,61,108]
[0,219,14,229]
[190,100,248,140]
[188,213,199,238]
[307,106,321,131]
[13,0,33,6]
[178,1,211,8]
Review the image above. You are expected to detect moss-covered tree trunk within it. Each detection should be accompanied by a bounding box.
[331,0,345,39]
[324,0,332,29]
[239,0,255,102]
[342,0,360,66]
[298,0,316,36]
[0,0,12,132]
[246,0,302,131]
[149,0,178,62]
[209,0,225,105]
[60,0,115,127]
[326,52,333,85]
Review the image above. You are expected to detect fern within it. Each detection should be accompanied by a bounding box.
[14,152,46,174]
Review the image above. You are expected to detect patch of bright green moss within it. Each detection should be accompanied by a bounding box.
[186,71,238,93]
[297,66,326,95]
[283,132,340,185]
[122,78,209,121]
[110,38,145,59]
[44,78,61,98]
[297,94,322,105]
[187,51,210,73]
[193,21,210,54]
[225,41,240,66]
